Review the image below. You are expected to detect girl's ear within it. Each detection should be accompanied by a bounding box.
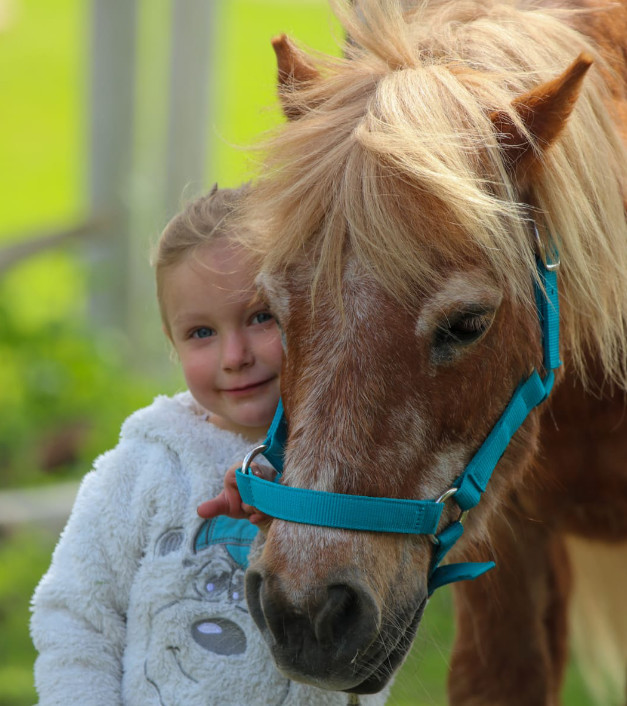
[491,53,592,185]
[271,34,320,120]
[162,326,179,363]
[163,329,179,364]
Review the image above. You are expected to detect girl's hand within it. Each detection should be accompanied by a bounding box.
[197,462,275,529]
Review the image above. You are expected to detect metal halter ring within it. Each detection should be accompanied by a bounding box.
[533,222,560,271]
[430,487,469,545]
[241,444,269,475]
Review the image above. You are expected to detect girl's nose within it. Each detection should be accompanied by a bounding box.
[221,331,254,371]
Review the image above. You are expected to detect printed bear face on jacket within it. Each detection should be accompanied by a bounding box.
[143,519,291,705]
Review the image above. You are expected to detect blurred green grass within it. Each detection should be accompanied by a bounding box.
[0,1,592,704]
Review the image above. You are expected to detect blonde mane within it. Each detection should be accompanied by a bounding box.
[242,0,627,388]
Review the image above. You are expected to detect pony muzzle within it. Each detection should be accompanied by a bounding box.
[245,567,384,691]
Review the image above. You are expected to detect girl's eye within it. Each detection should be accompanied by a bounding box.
[191,327,215,339]
[251,311,275,325]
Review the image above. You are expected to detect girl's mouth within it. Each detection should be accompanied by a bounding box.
[222,377,276,397]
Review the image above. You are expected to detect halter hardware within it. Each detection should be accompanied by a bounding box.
[235,228,561,595]
[533,221,561,271]
[241,444,269,475]
[430,488,468,544]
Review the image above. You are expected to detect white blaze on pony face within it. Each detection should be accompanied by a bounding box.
[265,257,418,496]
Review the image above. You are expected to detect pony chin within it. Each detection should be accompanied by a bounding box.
[344,596,428,695]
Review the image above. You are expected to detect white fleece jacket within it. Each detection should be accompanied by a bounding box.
[30,392,391,706]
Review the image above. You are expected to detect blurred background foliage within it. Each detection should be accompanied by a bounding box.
[0,0,344,483]
[0,1,590,704]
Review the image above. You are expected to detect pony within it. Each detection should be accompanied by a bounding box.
[237,1,627,703]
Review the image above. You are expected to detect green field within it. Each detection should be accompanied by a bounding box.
[0,1,593,704]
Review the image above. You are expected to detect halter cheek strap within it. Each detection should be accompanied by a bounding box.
[236,251,561,595]
[427,254,560,592]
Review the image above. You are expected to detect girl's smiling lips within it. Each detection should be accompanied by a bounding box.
[220,376,277,397]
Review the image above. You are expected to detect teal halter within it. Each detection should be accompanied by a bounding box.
[236,244,561,595]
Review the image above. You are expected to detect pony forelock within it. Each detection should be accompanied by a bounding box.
[239,0,627,388]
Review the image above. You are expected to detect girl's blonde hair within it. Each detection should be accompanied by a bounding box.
[153,183,251,334]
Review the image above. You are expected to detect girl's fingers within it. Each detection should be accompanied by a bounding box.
[197,474,247,519]
[251,462,276,482]
[197,492,233,519]
[196,462,276,521]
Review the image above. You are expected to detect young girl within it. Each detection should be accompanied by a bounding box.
[30,185,391,706]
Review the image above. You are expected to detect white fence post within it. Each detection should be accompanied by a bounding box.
[87,0,139,333]
[125,0,216,373]
[85,0,214,368]
[164,0,215,220]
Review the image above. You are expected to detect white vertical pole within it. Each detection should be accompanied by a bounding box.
[127,0,216,376]
[88,0,138,332]
[164,0,215,221]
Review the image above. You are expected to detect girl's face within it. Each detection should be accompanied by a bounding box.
[163,241,283,441]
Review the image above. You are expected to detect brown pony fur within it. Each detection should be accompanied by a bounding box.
[236,1,627,703]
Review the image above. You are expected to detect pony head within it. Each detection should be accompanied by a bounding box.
[239,0,627,693]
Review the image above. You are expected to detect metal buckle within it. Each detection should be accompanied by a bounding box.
[430,487,468,545]
[533,222,560,271]
[241,444,268,475]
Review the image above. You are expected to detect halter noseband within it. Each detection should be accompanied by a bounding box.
[236,231,561,595]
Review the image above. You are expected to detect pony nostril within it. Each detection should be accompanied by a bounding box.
[314,583,380,656]
[314,584,358,646]
[244,569,269,637]
[247,568,381,669]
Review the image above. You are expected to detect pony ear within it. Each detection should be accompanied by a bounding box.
[271,34,320,120]
[491,53,593,182]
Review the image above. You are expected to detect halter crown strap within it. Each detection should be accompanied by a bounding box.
[236,246,561,594]
[262,398,287,473]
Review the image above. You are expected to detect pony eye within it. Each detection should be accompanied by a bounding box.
[433,309,493,355]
